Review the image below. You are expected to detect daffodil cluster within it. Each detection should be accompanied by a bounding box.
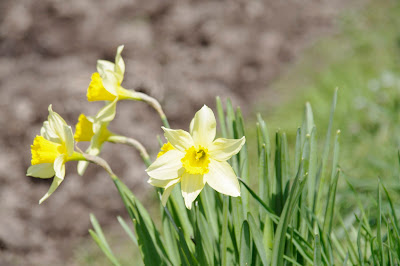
[27,45,244,210]
[27,105,85,203]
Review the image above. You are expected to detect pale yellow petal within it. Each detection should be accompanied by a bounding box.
[48,105,67,141]
[94,98,118,127]
[41,121,60,143]
[101,70,119,95]
[39,176,63,204]
[161,182,179,206]
[114,45,125,83]
[191,105,216,147]
[209,136,246,161]
[146,150,184,180]
[77,160,89,176]
[181,172,205,209]
[27,163,55,178]
[204,159,240,197]
[97,60,115,76]
[148,177,180,188]
[53,155,66,180]
[162,127,194,152]
[63,125,75,157]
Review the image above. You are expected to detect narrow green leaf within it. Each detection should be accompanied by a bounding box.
[89,214,121,266]
[117,216,138,246]
[258,144,268,218]
[248,213,269,266]
[271,162,307,266]
[308,127,317,209]
[89,229,121,266]
[275,131,283,215]
[221,196,229,266]
[216,96,228,138]
[377,179,385,265]
[313,234,322,265]
[240,220,251,266]
[323,169,340,235]
[356,219,364,266]
[381,182,400,235]
[161,214,181,265]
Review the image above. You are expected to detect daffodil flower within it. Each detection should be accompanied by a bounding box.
[27,105,85,204]
[74,99,117,175]
[87,45,140,102]
[146,105,246,209]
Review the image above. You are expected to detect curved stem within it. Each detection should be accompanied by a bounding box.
[108,135,152,167]
[77,147,118,181]
[132,91,170,128]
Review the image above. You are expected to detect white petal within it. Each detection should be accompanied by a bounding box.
[148,177,180,188]
[77,161,89,176]
[53,155,66,180]
[48,105,67,140]
[114,45,125,83]
[97,60,115,76]
[209,136,246,161]
[204,160,240,197]
[27,163,55,178]
[162,183,179,206]
[41,121,60,143]
[94,98,117,127]
[63,124,75,157]
[101,70,119,95]
[191,105,216,147]
[39,176,63,204]
[189,118,194,135]
[162,127,194,152]
[181,172,205,209]
[146,150,184,180]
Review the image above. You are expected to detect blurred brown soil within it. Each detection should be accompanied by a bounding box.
[0,0,348,265]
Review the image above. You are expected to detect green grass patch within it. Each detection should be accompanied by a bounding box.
[255,0,400,186]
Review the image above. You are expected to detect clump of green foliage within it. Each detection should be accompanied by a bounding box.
[89,92,400,265]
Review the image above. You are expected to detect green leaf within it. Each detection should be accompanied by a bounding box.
[247,213,269,266]
[117,216,138,246]
[377,179,385,265]
[216,97,228,138]
[271,162,307,266]
[89,214,121,266]
[240,220,252,266]
[221,196,229,266]
[313,234,322,265]
[323,169,340,235]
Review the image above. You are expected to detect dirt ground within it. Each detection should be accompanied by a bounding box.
[0,0,349,265]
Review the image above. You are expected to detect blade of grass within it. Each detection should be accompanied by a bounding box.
[313,234,322,265]
[248,213,269,266]
[240,220,252,266]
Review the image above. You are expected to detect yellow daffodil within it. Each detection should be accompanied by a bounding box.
[146,105,245,209]
[27,105,84,204]
[74,99,117,175]
[87,45,140,102]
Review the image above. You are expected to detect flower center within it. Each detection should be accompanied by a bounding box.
[181,146,210,175]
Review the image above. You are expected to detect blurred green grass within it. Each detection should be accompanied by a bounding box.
[253,0,400,190]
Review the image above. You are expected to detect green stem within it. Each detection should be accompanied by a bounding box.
[108,135,152,167]
[78,149,118,181]
[131,91,170,128]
